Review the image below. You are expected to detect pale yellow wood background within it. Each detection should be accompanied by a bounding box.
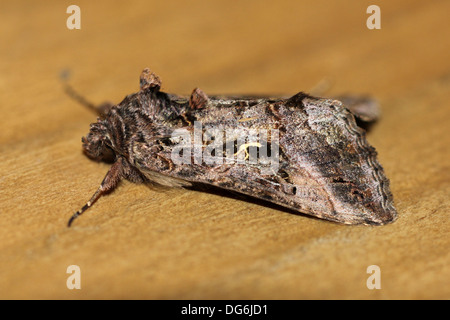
[0,0,449,299]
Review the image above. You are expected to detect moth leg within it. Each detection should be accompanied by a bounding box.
[335,95,380,123]
[68,159,124,227]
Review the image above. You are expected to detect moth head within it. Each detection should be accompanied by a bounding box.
[82,120,115,163]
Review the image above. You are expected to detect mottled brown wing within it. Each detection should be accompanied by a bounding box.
[132,92,396,225]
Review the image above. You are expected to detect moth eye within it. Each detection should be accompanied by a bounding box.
[101,145,115,163]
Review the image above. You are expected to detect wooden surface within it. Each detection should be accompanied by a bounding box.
[1,0,449,299]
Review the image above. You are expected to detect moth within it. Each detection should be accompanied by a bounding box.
[66,68,397,226]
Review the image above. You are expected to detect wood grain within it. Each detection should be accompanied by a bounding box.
[0,0,449,299]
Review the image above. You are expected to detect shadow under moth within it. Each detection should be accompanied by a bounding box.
[65,68,397,227]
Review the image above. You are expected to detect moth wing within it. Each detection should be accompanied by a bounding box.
[141,169,192,188]
[130,126,193,188]
[334,95,380,123]
[273,94,395,225]
[162,94,395,225]
[129,93,395,225]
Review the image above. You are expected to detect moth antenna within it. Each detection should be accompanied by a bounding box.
[68,159,124,227]
[309,77,334,97]
[61,71,112,116]
[63,81,101,115]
